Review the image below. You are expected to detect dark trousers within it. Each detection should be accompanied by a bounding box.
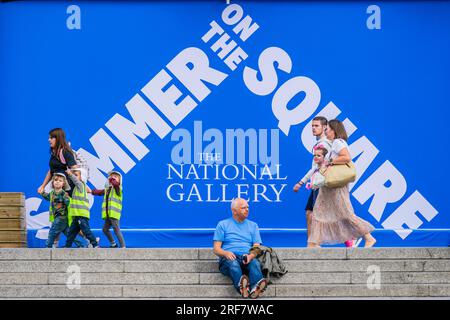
[65,216,98,248]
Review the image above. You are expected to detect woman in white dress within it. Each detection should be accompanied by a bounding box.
[308,119,377,248]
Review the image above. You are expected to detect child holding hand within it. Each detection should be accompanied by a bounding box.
[92,171,126,248]
[39,173,73,248]
[294,145,328,192]
[65,168,99,248]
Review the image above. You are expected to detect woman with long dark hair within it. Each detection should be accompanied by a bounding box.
[37,128,78,196]
[37,128,87,248]
[308,119,377,248]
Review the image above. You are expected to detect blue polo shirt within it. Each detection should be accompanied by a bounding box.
[213,218,262,255]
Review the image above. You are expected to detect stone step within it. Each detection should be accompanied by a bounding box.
[274,284,450,298]
[0,248,448,298]
[201,272,450,285]
[1,259,448,273]
[0,272,450,285]
[2,271,449,286]
[0,284,448,298]
[1,248,449,261]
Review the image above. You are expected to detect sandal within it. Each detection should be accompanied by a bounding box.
[239,275,250,298]
[249,278,267,299]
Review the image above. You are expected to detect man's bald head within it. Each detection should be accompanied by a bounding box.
[231,198,249,222]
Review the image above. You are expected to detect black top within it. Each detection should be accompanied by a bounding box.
[49,149,77,196]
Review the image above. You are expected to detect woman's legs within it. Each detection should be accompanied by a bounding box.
[306,211,312,239]
[307,242,320,248]
[363,233,377,247]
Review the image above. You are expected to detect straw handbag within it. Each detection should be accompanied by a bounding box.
[319,162,356,188]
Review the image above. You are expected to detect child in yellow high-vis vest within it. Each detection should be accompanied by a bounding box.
[65,168,99,248]
[92,171,125,248]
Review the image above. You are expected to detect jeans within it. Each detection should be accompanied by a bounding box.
[46,216,85,248]
[103,218,126,248]
[219,254,264,293]
[47,216,85,248]
[65,216,98,248]
[46,216,68,248]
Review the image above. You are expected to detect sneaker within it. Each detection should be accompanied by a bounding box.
[110,243,119,248]
[249,279,267,299]
[239,275,250,298]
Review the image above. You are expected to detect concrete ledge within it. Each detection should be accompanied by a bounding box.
[200,273,352,285]
[428,248,450,259]
[0,261,51,273]
[0,283,442,298]
[198,248,347,260]
[423,261,450,272]
[2,248,445,261]
[49,273,200,285]
[284,260,425,272]
[0,273,49,285]
[52,249,199,261]
[0,248,448,299]
[346,248,450,260]
[429,285,450,296]
[122,285,276,298]
[275,284,430,297]
[351,272,450,284]
[50,261,125,273]
[347,248,431,260]
[0,249,50,260]
[0,285,123,298]
[0,261,126,273]
[124,261,217,273]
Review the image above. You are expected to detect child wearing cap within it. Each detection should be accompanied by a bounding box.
[92,171,125,248]
[64,167,99,248]
[38,173,74,248]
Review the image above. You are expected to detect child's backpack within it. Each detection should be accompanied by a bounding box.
[59,148,90,180]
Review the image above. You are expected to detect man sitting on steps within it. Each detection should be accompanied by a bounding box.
[213,197,267,299]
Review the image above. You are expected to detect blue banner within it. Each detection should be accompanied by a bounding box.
[1,1,449,247]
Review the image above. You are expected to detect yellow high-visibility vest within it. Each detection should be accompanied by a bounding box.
[68,183,90,225]
[102,186,122,220]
